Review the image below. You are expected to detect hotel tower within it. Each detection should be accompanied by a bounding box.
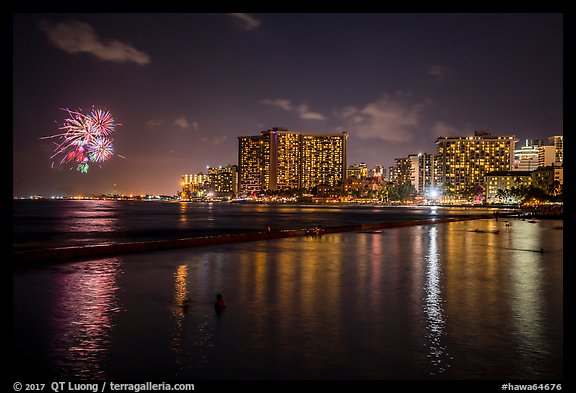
[238,128,347,194]
[435,131,518,195]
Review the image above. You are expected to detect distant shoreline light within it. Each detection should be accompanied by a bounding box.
[12,194,175,201]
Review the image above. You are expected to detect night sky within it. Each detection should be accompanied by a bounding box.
[12,13,563,197]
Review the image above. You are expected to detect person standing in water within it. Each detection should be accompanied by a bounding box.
[215,293,226,312]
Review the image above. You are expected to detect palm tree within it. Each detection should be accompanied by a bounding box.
[551,180,562,197]
[496,189,508,204]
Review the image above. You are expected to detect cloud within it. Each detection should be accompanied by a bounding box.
[39,20,150,65]
[145,119,164,129]
[228,13,262,31]
[173,116,199,130]
[431,121,460,137]
[174,116,190,129]
[213,136,228,145]
[295,103,327,120]
[427,64,453,80]
[336,94,425,142]
[261,98,292,112]
[261,98,327,121]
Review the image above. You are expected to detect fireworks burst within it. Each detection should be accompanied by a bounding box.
[88,108,116,137]
[43,107,122,173]
[88,137,114,163]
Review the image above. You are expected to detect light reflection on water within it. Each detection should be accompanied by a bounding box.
[57,200,121,233]
[423,226,451,375]
[507,222,561,378]
[13,218,562,379]
[49,258,122,379]
[171,264,188,375]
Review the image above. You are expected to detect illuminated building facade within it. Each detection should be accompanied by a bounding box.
[417,153,440,198]
[300,133,347,190]
[532,164,563,191]
[548,135,563,164]
[387,165,396,182]
[390,153,439,198]
[182,173,208,186]
[181,173,208,198]
[346,163,368,180]
[435,131,517,196]
[238,128,347,193]
[371,165,386,179]
[392,156,413,187]
[273,130,301,190]
[485,170,532,204]
[408,154,420,192]
[513,139,541,171]
[537,146,556,168]
[238,135,268,194]
[207,165,238,196]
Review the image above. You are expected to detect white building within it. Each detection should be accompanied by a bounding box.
[513,139,541,171]
[409,154,420,192]
[537,146,556,168]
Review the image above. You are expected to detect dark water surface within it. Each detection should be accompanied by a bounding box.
[12,205,563,380]
[13,200,509,252]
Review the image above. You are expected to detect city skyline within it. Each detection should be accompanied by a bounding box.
[13,13,563,196]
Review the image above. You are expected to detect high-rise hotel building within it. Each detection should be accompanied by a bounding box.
[238,128,347,193]
[435,131,517,195]
[417,153,440,197]
[300,133,347,190]
[238,135,269,194]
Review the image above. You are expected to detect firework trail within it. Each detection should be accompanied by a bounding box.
[42,107,121,172]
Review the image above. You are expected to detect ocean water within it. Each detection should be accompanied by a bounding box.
[12,203,563,380]
[12,200,508,252]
